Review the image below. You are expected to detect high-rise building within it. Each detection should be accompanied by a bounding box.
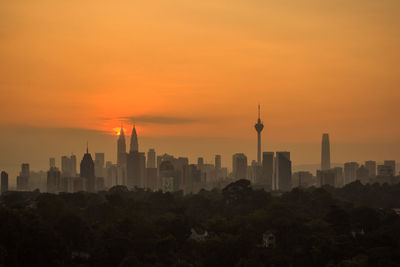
[80,145,95,192]
[292,171,313,188]
[356,165,369,183]
[71,154,77,176]
[49,157,56,169]
[215,155,221,169]
[333,167,344,187]
[254,105,264,166]
[159,161,175,193]
[47,167,61,193]
[130,125,139,152]
[147,149,156,168]
[197,157,204,167]
[275,152,292,191]
[365,161,376,178]
[232,153,248,180]
[117,125,127,166]
[317,167,342,187]
[1,171,8,193]
[378,165,394,177]
[321,133,331,171]
[259,152,274,189]
[344,162,359,184]
[317,169,335,187]
[384,160,396,175]
[17,163,30,191]
[61,155,77,177]
[94,153,105,178]
[127,151,146,189]
[126,126,145,188]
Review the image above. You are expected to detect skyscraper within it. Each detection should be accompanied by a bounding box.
[80,145,95,192]
[232,153,248,180]
[321,133,331,170]
[17,163,30,191]
[1,171,8,193]
[127,151,146,189]
[47,167,61,193]
[215,155,221,169]
[117,125,127,166]
[147,149,156,168]
[130,125,139,152]
[197,157,204,167]
[127,125,145,188]
[365,161,377,178]
[94,153,105,178]
[61,155,77,177]
[344,162,359,184]
[384,160,396,175]
[275,152,292,191]
[260,152,274,189]
[49,157,56,169]
[254,105,264,166]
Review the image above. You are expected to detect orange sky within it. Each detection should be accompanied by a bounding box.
[0,0,400,178]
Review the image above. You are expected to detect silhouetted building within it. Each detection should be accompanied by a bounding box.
[333,167,344,187]
[160,161,175,192]
[254,105,264,166]
[215,155,221,169]
[197,157,204,167]
[73,177,86,192]
[96,177,105,191]
[185,164,203,194]
[147,149,156,168]
[384,160,396,175]
[130,125,139,152]
[17,163,30,191]
[356,165,369,183]
[49,157,56,169]
[292,171,313,188]
[318,169,336,187]
[365,161,377,178]
[321,133,331,170]
[127,151,146,189]
[80,146,95,192]
[275,152,292,191]
[60,177,74,193]
[232,153,248,180]
[62,155,77,177]
[117,126,127,166]
[378,165,394,177]
[259,152,274,189]
[318,167,343,187]
[344,162,359,184]
[1,171,8,193]
[47,167,61,193]
[106,163,118,188]
[30,171,47,192]
[94,153,105,178]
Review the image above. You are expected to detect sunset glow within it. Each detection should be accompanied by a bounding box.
[0,0,399,175]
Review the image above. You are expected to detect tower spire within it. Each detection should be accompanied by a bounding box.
[86,141,89,154]
[130,122,139,152]
[254,104,264,166]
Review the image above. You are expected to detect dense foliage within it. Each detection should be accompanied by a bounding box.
[1,180,400,266]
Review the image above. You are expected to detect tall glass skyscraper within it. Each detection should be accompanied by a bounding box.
[321,133,331,171]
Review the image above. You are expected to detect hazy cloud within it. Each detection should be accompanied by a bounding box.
[120,115,200,125]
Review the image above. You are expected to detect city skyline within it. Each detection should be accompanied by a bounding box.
[1,1,400,265]
[1,0,400,178]
[1,120,400,186]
